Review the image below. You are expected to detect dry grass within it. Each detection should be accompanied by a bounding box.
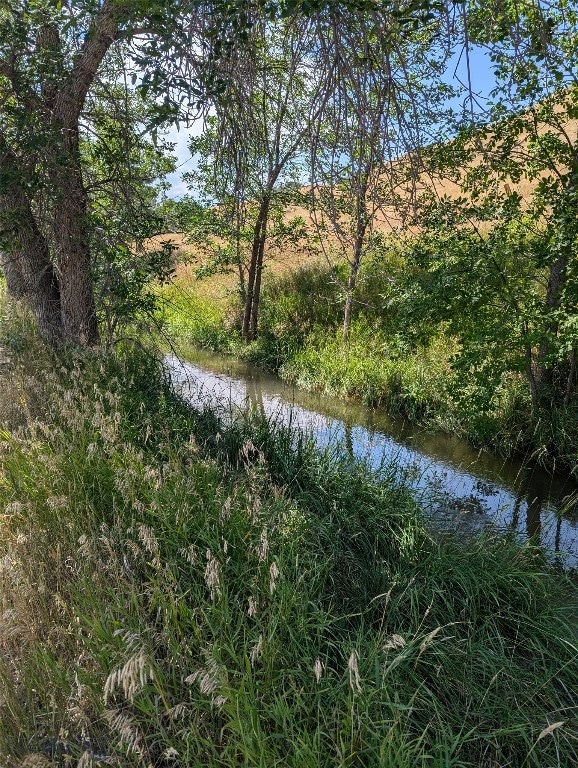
[156,115,578,301]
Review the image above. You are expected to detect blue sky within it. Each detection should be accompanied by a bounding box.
[162,44,497,199]
[163,120,205,198]
[446,44,496,117]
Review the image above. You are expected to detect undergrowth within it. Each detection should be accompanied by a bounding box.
[0,303,577,767]
[156,262,578,473]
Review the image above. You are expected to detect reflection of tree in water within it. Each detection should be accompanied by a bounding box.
[344,421,354,459]
[511,473,544,545]
[555,515,562,554]
[246,378,265,418]
[526,493,542,542]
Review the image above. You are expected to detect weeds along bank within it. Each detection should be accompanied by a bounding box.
[158,255,578,474]
[0,306,577,767]
[157,266,461,426]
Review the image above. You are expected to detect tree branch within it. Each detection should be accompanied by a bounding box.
[55,0,128,124]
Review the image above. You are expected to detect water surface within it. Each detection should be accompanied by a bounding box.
[166,348,578,567]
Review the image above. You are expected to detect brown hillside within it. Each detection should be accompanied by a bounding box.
[156,113,578,301]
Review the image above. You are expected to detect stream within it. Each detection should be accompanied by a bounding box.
[166,348,578,567]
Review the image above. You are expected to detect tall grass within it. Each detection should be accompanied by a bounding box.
[156,279,233,351]
[0,304,577,767]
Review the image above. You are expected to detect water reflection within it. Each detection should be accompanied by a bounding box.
[166,350,578,567]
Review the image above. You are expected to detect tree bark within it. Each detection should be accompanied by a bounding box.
[44,1,124,345]
[0,249,26,299]
[342,258,360,343]
[0,139,63,340]
[243,194,271,341]
[525,346,539,408]
[343,217,368,343]
[49,124,99,344]
[533,250,569,398]
[249,215,268,340]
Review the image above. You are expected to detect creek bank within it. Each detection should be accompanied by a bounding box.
[167,348,578,567]
[157,267,578,476]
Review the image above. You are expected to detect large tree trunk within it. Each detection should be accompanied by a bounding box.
[0,0,122,344]
[0,140,63,340]
[0,249,26,299]
[40,0,122,345]
[50,124,98,344]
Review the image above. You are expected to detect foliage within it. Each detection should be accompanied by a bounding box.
[157,279,233,351]
[81,71,178,340]
[182,16,329,338]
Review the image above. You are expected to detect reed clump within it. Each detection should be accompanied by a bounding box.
[0,304,577,767]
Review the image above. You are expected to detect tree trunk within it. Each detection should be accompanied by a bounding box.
[0,249,26,299]
[50,124,99,345]
[533,251,569,399]
[343,220,367,343]
[236,239,247,306]
[243,194,271,342]
[0,140,63,340]
[526,346,539,408]
[43,0,122,345]
[249,218,268,340]
[342,261,360,342]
